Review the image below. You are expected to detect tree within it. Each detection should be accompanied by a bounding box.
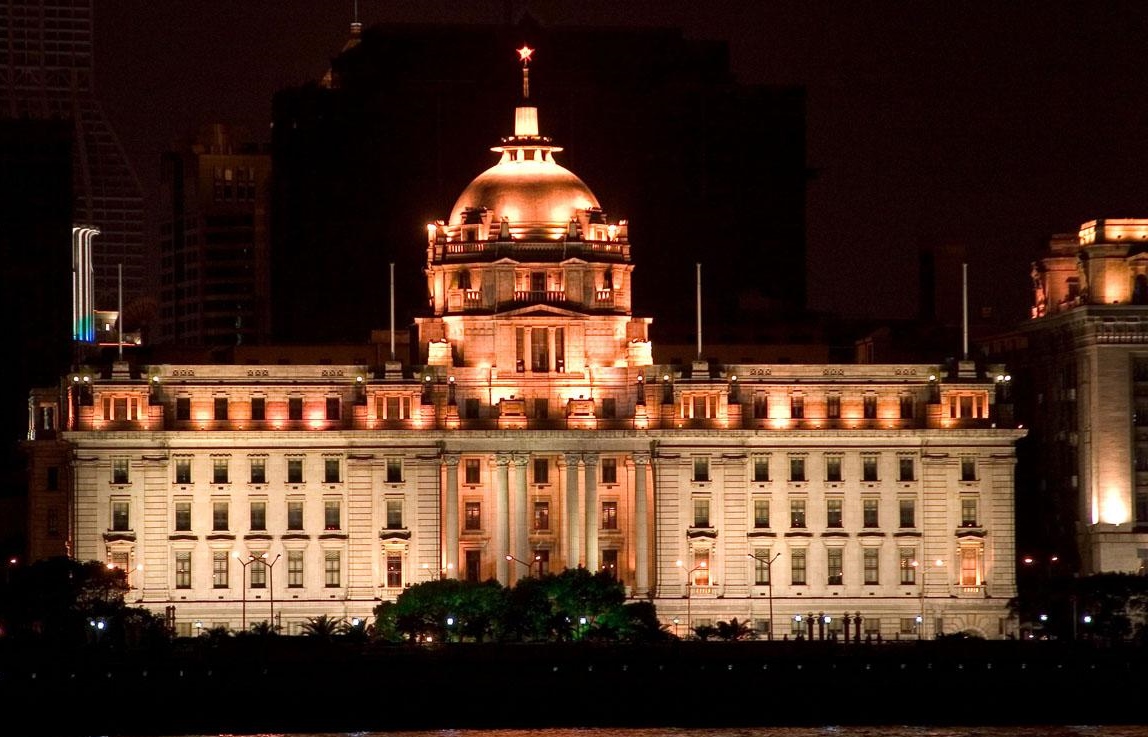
[300,614,344,641]
[715,617,754,641]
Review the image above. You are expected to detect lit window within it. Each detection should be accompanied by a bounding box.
[753,548,771,585]
[324,500,341,530]
[386,555,402,588]
[961,547,979,586]
[601,549,619,578]
[250,558,266,588]
[534,501,550,531]
[900,548,917,584]
[602,500,619,530]
[961,498,978,527]
[465,502,481,531]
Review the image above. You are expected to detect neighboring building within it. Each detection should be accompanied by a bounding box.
[25,56,1021,640]
[157,124,271,346]
[1012,219,1148,575]
[0,0,146,314]
[271,19,807,345]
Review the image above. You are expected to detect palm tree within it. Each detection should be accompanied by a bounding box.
[300,614,343,641]
[715,617,754,641]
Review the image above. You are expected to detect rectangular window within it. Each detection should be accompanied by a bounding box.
[901,618,919,636]
[827,548,843,585]
[465,550,482,582]
[826,394,841,419]
[175,501,192,531]
[789,457,806,482]
[863,499,879,528]
[214,397,228,421]
[324,500,341,530]
[325,551,341,587]
[533,457,549,484]
[212,501,229,531]
[753,499,770,529]
[533,398,548,419]
[250,457,266,484]
[534,501,550,531]
[899,499,915,528]
[900,394,914,419]
[825,456,842,482]
[175,458,192,484]
[287,458,303,484]
[863,394,877,419]
[464,459,481,484]
[753,392,768,419]
[176,397,191,421]
[900,547,917,584]
[287,501,303,530]
[465,502,482,531]
[175,552,191,589]
[112,458,129,485]
[287,551,303,588]
[386,554,402,588]
[752,456,770,482]
[692,550,711,585]
[46,466,59,491]
[251,396,265,421]
[212,458,229,484]
[386,458,403,483]
[961,498,979,527]
[536,550,550,576]
[790,395,804,419]
[601,549,619,578]
[324,458,341,483]
[288,397,303,420]
[790,549,806,585]
[250,501,267,531]
[601,398,616,419]
[386,499,404,529]
[601,457,618,484]
[864,548,879,584]
[790,499,806,528]
[961,457,977,482]
[862,455,879,482]
[826,498,843,528]
[213,551,228,589]
[693,498,710,528]
[111,501,130,531]
[898,457,915,482]
[601,500,619,530]
[961,548,979,586]
[693,456,710,482]
[326,397,340,420]
[754,548,771,585]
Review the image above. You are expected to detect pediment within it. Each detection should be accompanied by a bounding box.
[499,304,588,319]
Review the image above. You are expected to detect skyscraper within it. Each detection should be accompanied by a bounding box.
[0,0,145,315]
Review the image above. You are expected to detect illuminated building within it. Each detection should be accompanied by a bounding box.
[24,52,1021,640]
[1018,219,1148,574]
[157,124,271,346]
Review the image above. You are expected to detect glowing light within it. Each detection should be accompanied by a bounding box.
[1100,492,1128,525]
[517,45,534,64]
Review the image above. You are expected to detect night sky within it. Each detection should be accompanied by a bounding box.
[95,0,1148,325]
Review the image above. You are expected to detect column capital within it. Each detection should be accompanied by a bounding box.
[633,452,651,466]
[563,452,581,466]
[443,453,460,467]
[511,453,529,467]
[495,453,512,466]
[582,452,600,467]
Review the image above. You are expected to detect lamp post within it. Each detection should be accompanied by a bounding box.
[506,553,542,578]
[255,552,281,631]
[234,552,258,632]
[675,559,707,638]
[747,551,781,641]
[912,557,946,640]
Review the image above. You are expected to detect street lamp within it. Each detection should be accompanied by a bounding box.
[747,551,781,641]
[911,558,946,639]
[675,558,707,638]
[254,552,281,630]
[234,552,259,632]
[505,553,542,578]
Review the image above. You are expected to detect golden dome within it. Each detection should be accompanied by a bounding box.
[448,106,600,240]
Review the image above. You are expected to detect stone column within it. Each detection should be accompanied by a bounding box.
[443,454,459,578]
[564,453,581,568]
[548,327,557,372]
[512,454,529,582]
[584,453,599,572]
[495,454,511,585]
[634,452,650,595]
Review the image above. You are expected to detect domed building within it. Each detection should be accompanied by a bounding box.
[24,50,1023,641]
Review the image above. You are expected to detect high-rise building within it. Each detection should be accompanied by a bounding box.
[157,124,271,347]
[1011,219,1148,574]
[24,56,1022,639]
[271,19,807,345]
[0,0,146,314]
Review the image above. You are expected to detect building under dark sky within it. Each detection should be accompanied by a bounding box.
[271,19,807,344]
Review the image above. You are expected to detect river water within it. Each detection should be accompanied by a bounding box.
[173,728,1148,737]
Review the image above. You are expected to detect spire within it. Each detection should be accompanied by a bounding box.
[517,45,533,99]
[321,2,363,89]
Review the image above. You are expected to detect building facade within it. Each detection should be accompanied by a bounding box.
[25,60,1022,639]
[1022,218,1148,574]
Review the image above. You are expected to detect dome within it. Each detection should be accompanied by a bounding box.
[447,105,600,240]
[449,157,600,236]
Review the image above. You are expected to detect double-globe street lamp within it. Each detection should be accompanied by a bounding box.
[675,559,707,637]
[234,551,282,632]
[506,553,543,578]
[747,551,782,641]
[911,557,946,640]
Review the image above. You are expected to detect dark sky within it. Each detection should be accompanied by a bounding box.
[94,0,1148,325]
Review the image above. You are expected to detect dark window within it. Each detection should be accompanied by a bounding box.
[790,395,804,419]
[465,550,481,582]
[534,501,550,531]
[862,455,879,482]
[326,397,340,420]
[827,395,841,419]
[176,397,190,421]
[111,501,130,531]
[899,499,915,528]
[251,397,265,421]
[899,394,914,419]
[175,502,191,531]
[961,457,977,482]
[386,555,402,588]
[826,498,843,528]
[602,458,618,484]
[287,458,303,484]
[46,466,59,491]
[250,502,266,531]
[789,457,805,482]
[752,457,769,482]
[287,501,303,530]
[601,398,616,418]
[899,458,915,482]
[826,456,842,482]
[464,459,481,484]
[533,458,549,484]
[112,459,130,484]
[863,499,879,528]
[790,499,806,528]
[693,457,710,482]
[212,502,228,531]
[386,458,403,483]
[601,549,619,578]
[863,395,877,419]
[288,397,303,420]
[214,397,228,421]
[212,458,229,484]
[250,458,266,484]
[324,458,340,483]
[753,499,770,528]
